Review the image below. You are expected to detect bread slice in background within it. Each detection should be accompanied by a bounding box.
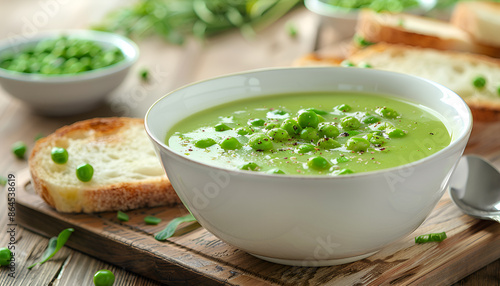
[29,117,181,213]
[295,43,500,121]
[355,9,500,58]
[451,1,500,48]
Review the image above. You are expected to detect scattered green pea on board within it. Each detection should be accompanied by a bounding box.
[415,232,447,244]
[11,141,27,159]
[93,269,115,286]
[28,228,74,269]
[0,247,12,266]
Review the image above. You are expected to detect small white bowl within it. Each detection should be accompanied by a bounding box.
[146,67,471,266]
[0,30,139,116]
[305,0,437,39]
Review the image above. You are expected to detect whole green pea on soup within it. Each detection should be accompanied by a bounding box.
[167,92,451,176]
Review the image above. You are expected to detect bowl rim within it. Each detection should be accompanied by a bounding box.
[0,29,139,82]
[145,66,473,180]
[304,0,437,19]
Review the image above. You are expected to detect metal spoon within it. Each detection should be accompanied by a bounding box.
[449,155,500,223]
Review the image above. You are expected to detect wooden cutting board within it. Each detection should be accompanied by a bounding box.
[15,121,500,286]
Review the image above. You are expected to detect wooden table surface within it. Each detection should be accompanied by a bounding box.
[0,1,498,285]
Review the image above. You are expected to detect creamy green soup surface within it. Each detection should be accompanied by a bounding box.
[166,92,451,175]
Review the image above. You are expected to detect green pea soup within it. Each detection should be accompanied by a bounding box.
[166,92,451,176]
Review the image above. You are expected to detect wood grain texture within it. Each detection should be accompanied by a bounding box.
[12,156,500,286]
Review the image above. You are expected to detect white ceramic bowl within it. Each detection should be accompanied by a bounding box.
[145,67,472,266]
[0,30,139,116]
[305,0,437,39]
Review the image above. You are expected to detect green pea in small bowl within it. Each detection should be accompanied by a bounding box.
[0,30,139,116]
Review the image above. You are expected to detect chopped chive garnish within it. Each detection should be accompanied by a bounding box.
[415,232,447,244]
[144,215,162,225]
[117,211,129,222]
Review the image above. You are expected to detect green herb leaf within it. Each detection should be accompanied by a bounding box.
[415,231,447,244]
[28,228,74,269]
[154,214,196,241]
[144,215,162,225]
[117,211,129,222]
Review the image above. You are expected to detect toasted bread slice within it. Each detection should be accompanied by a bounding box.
[451,1,500,48]
[295,43,500,120]
[355,9,500,58]
[350,43,500,120]
[29,117,181,213]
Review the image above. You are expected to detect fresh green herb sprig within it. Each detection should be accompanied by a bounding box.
[28,228,74,269]
[93,0,302,45]
[415,231,447,244]
[155,213,196,240]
